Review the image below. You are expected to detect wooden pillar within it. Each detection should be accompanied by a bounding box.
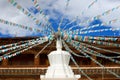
[34,55,40,66]
[91,55,97,66]
[2,59,8,66]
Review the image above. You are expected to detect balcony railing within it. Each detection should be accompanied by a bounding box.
[0,67,120,76]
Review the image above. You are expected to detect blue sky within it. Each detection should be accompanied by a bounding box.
[0,0,120,37]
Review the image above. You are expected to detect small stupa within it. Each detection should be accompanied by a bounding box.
[40,28,81,80]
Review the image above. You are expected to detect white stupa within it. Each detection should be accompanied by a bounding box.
[40,28,81,80]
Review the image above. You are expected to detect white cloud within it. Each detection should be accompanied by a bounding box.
[0,0,44,37]
[0,0,120,37]
[39,0,120,29]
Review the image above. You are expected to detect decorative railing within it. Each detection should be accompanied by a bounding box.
[0,67,120,76]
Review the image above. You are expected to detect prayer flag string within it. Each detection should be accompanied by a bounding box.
[0,36,50,54]
[82,0,98,17]
[0,35,52,61]
[8,0,38,24]
[62,40,86,57]
[63,34,120,56]
[31,0,55,32]
[0,37,45,53]
[0,18,42,33]
[65,38,120,58]
[0,39,43,59]
[62,40,93,80]
[62,34,120,47]
[58,0,71,29]
[68,18,120,32]
[63,0,98,31]
[0,39,48,61]
[66,39,120,64]
[8,0,53,33]
[66,39,120,78]
[66,0,70,9]
[68,28,119,35]
[88,0,98,9]
[64,5,120,32]
[0,18,53,35]
[0,36,51,50]
[32,0,41,12]
[62,16,78,30]
[81,5,120,26]
[62,33,118,42]
[78,40,120,56]
[0,38,35,49]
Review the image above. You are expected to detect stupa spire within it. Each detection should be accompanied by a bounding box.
[56,27,62,51]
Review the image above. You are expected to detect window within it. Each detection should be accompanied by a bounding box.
[8,54,34,66]
[39,54,49,66]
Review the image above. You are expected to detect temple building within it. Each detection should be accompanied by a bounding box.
[0,37,120,80]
